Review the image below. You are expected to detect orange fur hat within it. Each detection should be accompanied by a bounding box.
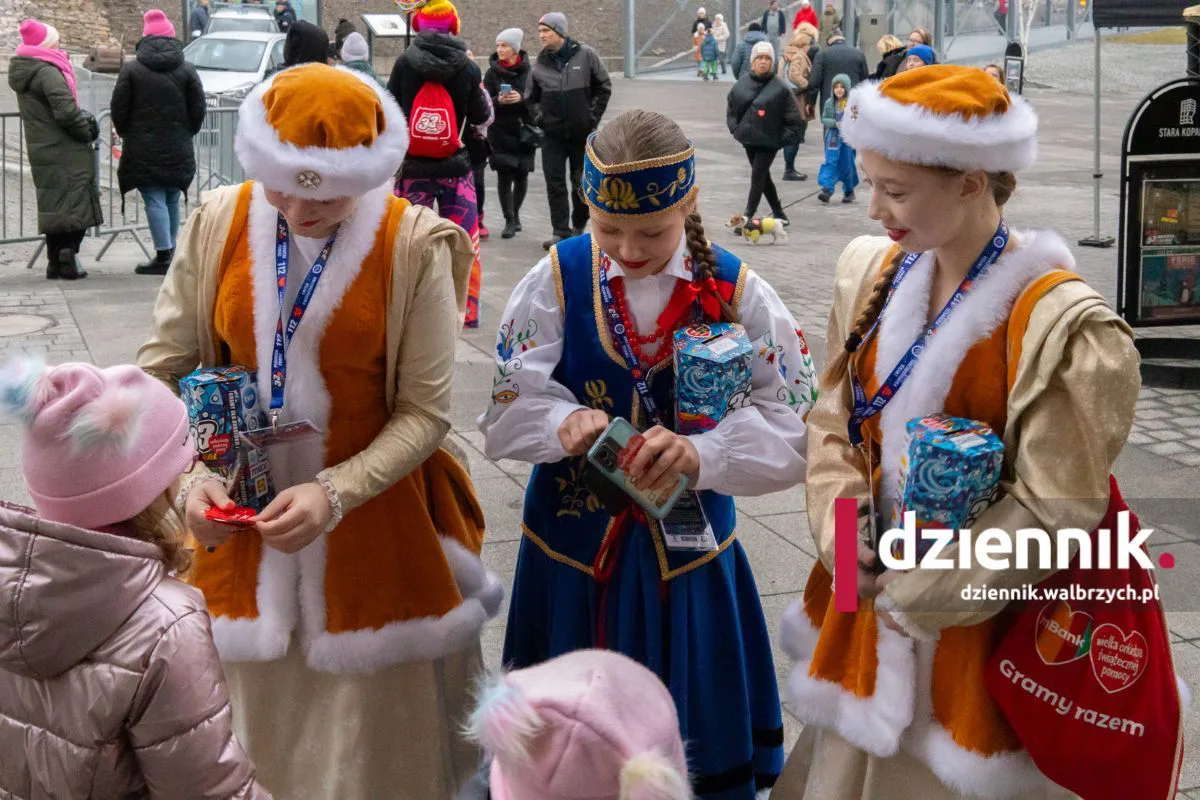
[234,64,408,200]
[840,64,1038,173]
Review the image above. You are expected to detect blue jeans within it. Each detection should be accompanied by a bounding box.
[140,188,181,251]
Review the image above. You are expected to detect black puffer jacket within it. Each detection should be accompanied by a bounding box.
[727,70,804,150]
[387,32,489,179]
[109,36,206,196]
[483,52,535,173]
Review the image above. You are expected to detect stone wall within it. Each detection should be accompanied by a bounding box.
[0,0,184,54]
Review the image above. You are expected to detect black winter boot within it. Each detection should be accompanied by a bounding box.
[136,249,173,276]
[58,249,87,280]
[45,249,60,280]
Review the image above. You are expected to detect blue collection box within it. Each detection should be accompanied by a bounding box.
[673,322,753,436]
[179,366,273,512]
[891,414,1004,559]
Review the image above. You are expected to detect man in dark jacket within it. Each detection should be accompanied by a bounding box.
[110,10,205,276]
[527,11,612,250]
[9,20,100,280]
[727,40,803,225]
[761,0,788,54]
[730,22,768,79]
[273,0,296,33]
[387,0,490,328]
[189,0,209,39]
[806,30,868,118]
[692,7,709,34]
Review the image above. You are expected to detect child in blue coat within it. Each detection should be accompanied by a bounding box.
[701,27,720,80]
[817,73,859,203]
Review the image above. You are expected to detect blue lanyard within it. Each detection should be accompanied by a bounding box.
[269,213,338,415]
[848,218,1009,446]
[597,257,665,428]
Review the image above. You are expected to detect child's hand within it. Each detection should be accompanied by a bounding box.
[255,482,332,554]
[856,543,883,599]
[626,426,700,492]
[185,479,242,549]
[558,409,610,456]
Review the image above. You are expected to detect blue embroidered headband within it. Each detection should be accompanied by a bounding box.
[581,134,698,217]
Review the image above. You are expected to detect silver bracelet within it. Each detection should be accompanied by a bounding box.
[316,473,344,533]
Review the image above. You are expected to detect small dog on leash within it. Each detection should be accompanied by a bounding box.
[727,214,788,245]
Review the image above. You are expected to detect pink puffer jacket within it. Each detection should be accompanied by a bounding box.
[0,503,269,799]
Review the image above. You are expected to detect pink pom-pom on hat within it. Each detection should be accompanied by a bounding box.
[19,19,59,48]
[467,650,692,800]
[0,359,194,530]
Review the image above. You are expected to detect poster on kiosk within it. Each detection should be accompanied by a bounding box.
[1118,76,1200,327]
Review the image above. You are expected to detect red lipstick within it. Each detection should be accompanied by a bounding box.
[622,258,650,270]
[886,228,908,242]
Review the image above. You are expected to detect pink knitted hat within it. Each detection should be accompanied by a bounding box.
[0,360,194,530]
[468,650,692,800]
[142,9,176,39]
[19,19,59,48]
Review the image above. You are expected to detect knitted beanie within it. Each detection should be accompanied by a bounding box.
[751,40,776,61]
[142,9,176,39]
[412,0,460,35]
[0,359,194,530]
[538,12,568,39]
[19,19,59,48]
[496,27,523,53]
[340,31,369,62]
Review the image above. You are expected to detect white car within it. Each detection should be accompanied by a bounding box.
[184,31,287,98]
[204,5,279,35]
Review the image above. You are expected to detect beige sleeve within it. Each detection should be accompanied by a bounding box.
[136,202,211,393]
[318,234,459,513]
[806,236,894,569]
[878,299,1140,636]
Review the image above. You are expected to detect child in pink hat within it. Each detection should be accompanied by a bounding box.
[466,649,693,800]
[0,358,268,797]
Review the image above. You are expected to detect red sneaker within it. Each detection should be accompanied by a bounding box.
[478,222,490,240]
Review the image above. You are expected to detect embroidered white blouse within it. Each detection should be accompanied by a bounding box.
[477,234,817,496]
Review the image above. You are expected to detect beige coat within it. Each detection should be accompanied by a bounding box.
[138,183,475,513]
[775,232,1138,799]
[0,503,268,799]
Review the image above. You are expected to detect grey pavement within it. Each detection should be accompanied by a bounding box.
[0,39,1198,792]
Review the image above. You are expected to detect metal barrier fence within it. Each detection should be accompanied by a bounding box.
[2,104,246,270]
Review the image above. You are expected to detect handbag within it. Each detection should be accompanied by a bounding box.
[518,121,544,150]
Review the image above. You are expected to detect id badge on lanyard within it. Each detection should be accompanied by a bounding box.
[248,214,337,479]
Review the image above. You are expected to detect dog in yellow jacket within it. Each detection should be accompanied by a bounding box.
[727,213,789,245]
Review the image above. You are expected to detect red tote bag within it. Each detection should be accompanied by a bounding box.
[984,476,1186,800]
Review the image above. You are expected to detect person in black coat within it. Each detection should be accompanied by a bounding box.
[484,28,536,240]
[273,0,297,33]
[727,40,803,225]
[871,34,907,80]
[805,31,869,117]
[110,11,205,276]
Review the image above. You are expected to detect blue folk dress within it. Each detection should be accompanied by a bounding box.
[482,233,817,800]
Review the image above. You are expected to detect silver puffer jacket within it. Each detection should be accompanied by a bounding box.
[0,503,269,799]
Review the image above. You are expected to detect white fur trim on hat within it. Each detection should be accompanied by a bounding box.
[840,79,1038,173]
[234,65,409,201]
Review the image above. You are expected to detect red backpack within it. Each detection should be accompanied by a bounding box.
[408,81,465,159]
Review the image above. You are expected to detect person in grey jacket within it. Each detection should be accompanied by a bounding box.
[528,11,612,249]
[805,30,868,117]
[0,360,268,800]
[731,21,768,79]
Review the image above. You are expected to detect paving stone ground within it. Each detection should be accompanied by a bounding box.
[0,36,1198,791]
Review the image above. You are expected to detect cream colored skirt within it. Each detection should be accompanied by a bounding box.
[225,639,484,800]
[772,726,1079,800]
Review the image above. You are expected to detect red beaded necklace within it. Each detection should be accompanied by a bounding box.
[603,253,702,366]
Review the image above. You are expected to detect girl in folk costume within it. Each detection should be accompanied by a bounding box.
[774,66,1141,799]
[137,64,503,799]
[479,110,819,800]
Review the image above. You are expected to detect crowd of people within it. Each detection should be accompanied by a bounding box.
[0,7,1185,800]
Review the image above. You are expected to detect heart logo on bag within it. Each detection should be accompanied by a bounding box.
[1089,623,1148,694]
[1034,600,1093,665]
